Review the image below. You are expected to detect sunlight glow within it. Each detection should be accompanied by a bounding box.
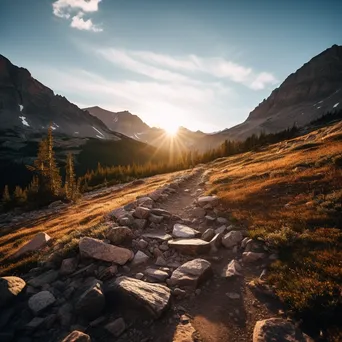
[164,122,179,136]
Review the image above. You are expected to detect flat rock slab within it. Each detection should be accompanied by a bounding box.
[79,237,133,265]
[172,224,201,239]
[168,239,210,255]
[169,259,212,288]
[110,276,171,318]
[253,318,312,342]
[28,291,56,314]
[61,330,91,342]
[142,232,172,241]
[145,268,169,282]
[0,276,26,307]
[13,232,51,258]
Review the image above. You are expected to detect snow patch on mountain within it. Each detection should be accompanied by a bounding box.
[333,102,339,108]
[19,116,29,127]
[92,126,105,137]
[19,104,24,112]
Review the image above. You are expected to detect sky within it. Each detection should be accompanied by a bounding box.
[1,0,342,132]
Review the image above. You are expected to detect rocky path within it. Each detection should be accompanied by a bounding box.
[0,167,311,342]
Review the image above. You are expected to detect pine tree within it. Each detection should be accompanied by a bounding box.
[13,186,27,205]
[65,153,77,200]
[2,185,11,204]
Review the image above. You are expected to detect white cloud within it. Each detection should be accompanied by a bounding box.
[97,48,277,89]
[52,0,102,32]
[70,12,103,32]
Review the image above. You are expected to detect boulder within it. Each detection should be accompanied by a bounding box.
[169,259,212,288]
[0,276,26,307]
[61,330,91,342]
[130,251,149,267]
[149,214,163,223]
[168,239,210,255]
[133,206,150,219]
[221,260,242,278]
[105,317,126,337]
[197,196,219,207]
[243,252,265,263]
[253,318,312,342]
[106,226,133,245]
[75,281,105,320]
[13,232,51,258]
[109,276,171,318]
[221,231,243,248]
[79,237,133,265]
[28,270,59,288]
[201,228,215,242]
[145,268,169,282]
[60,258,78,275]
[28,291,56,314]
[172,224,201,239]
[142,232,172,241]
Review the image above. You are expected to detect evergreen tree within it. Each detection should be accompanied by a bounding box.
[2,185,11,204]
[13,186,27,205]
[65,153,77,200]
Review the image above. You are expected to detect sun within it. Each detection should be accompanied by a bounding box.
[164,122,179,136]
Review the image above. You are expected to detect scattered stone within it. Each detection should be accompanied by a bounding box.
[110,276,171,318]
[75,281,105,320]
[215,225,227,235]
[60,258,78,275]
[25,317,45,331]
[173,288,186,297]
[118,215,135,227]
[253,318,312,342]
[124,202,136,211]
[106,226,134,245]
[201,228,215,242]
[155,256,167,266]
[28,290,56,314]
[150,208,172,217]
[90,316,106,327]
[105,317,126,337]
[133,207,151,219]
[209,233,222,253]
[137,196,154,207]
[58,303,73,327]
[205,215,216,223]
[241,237,250,249]
[61,330,91,342]
[221,260,242,278]
[217,217,228,224]
[131,251,149,267]
[169,259,212,289]
[79,237,133,265]
[134,218,148,230]
[226,292,240,299]
[159,244,169,251]
[190,207,206,218]
[98,265,118,281]
[259,269,267,281]
[142,232,172,241]
[48,200,64,209]
[197,195,219,207]
[138,239,149,249]
[136,273,144,280]
[168,239,210,255]
[243,252,265,263]
[109,207,126,220]
[149,214,163,224]
[28,270,59,288]
[145,268,169,282]
[13,232,51,258]
[172,224,201,239]
[0,276,26,307]
[221,231,243,248]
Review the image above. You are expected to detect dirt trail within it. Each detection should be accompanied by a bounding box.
[144,168,281,342]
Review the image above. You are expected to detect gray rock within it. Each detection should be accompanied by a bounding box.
[133,206,150,219]
[75,281,105,320]
[172,224,200,239]
[145,268,169,282]
[134,218,148,230]
[241,237,250,249]
[142,232,172,241]
[215,225,227,235]
[109,276,171,318]
[155,256,167,266]
[197,196,219,207]
[131,251,149,267]
[79,237,133,265]
[205,215,216,223]
[221,231,244,248]
[149,214,163,224]
[106,226,133,245]
[28,270,59,288]
[217,217,228,224]
[28,291,56,314]
[60,258,78,275]
[221,260,242,278]
[190,207,206,218]
[201,228,215,242]
[168,238,210,255]
[105,317,126,337]
[135,273,144,280]
[0,276,26,307]
[242,252,265,263]
[13,232,51,258]
[108,207,126,220]
[138,239,148,249]
[61,330,91,342]
[150,208,172,217]
[137,196,154,207]
[253,318,312,342]
[98,265,118,281]
[25,317,45,330]
[169,259,212,288]
[118,214,135,227]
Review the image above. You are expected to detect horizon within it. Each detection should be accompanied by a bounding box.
[1,0,342,132]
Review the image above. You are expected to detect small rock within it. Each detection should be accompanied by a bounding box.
[133,207,151,219]
[221,260,242,278]
[215,225,227,235]
[28,270,59,288]
[168,238,210,255]
[155,256,167,266]
[25,317,45,330]
[60,258,78,275]
[61,330,91,342]
[136,273,144,280]
[149,214,163,224]
[201,228,215,242]
[217,217,228,224]
[105,317,126,337]
[145,268,169,282]
[13,232,51,258]
[197,196,219,207]
[221,231,243,248]
[205,215,216,223]
[173,288,186,297]
[172,224,200,239]
[226,292,240,299]
[134,218,148,230]
[138,239,149,249]
[142,232,172,241]
[106,226,134,245]
[242,252,265,263]
[190,207,206,218]
[28,291,56,314]
[0,276,26,307]
[131,251,149,267]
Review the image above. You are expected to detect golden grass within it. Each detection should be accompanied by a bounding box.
[207,122,342,334]
[0,170,188,275]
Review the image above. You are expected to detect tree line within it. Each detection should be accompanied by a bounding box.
[1,124,299,212]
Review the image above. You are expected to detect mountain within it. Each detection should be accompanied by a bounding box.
[197,44,342,148]
[0,55,170,189]
[85,106,207,148]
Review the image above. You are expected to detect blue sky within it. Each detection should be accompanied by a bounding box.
[1,0,341,132]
